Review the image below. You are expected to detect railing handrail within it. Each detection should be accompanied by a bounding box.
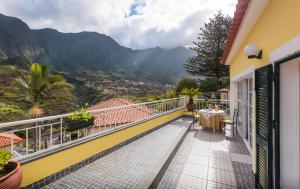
[194,99,230,102]
[0,98,182,129]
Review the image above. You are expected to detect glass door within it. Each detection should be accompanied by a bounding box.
[237,78,253,150]
[237,81,243,130]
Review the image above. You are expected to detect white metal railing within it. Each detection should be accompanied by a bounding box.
[0,98,184,160]
[194,99,230,115]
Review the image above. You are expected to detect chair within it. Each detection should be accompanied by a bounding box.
[220,108,239,136]
[193,111,200,126]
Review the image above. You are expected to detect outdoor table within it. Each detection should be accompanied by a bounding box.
[198,109,225,131]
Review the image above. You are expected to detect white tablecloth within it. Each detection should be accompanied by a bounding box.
[199,109,225,118]
[197,109,225,130]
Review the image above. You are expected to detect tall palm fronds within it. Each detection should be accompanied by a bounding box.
[180,88,201,104]
[12,63,75,117]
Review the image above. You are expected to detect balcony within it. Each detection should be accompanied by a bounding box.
[0,98,254,188]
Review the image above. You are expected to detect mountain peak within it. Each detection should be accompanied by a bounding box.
[0,13,194,83]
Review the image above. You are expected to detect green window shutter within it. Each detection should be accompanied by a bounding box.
[255,64,273,189]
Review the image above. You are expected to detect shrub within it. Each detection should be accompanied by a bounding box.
[164,88,177,99]
[0,150,13,173]
[68,109,93,122]
[0,103,25,122]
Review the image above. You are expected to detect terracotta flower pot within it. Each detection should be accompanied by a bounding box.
[186,103,195,112]
[0,162,23,189]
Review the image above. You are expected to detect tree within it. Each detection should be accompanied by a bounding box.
[184,11,232,80]
[12,63,76,117]
[164,88,177,99]
[199,77,220,97]
[175,78,199,94]
[12,63,76,151]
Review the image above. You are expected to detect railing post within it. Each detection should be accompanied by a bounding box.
[38,126,41,151]
[60,118,63,144]
[1,98,184,159]
[26,128,28,155]
[50,124,53,147]
[34,121,38,152]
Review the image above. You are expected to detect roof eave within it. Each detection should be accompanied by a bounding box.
[222,0,270,65]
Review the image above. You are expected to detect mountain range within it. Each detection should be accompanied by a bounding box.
[0,13,194,83]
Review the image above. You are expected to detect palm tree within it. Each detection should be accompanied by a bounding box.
[180,88,201,105]
[12,63,75,151]
[12,63,75,117]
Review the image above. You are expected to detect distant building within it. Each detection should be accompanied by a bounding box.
[0,133,23,150]
[88,98,155,127]
[218,86,230,102]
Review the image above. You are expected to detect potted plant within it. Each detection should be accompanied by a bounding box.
[0,150,22,189]
[65,109,94,132]
[180,88,201,111]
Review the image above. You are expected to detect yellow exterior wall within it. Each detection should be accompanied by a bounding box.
[229,0,300,173]
[230,0,300,79]
[20,109,184,187]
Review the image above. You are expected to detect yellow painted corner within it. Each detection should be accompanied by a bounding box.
[230,0,300,79]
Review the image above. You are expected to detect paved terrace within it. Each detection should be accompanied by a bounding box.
[158,127,254,189]
[42,117,254,189]
[43,117,192,189]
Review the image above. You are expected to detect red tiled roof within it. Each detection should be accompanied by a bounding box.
[89,98,135,110]
[0,133,23,148]
[221,0,250,64]
[88,98,155,127]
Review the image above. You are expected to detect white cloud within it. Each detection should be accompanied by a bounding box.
[0,0,236,49]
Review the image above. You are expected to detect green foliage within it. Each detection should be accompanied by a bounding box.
[146,95,162,101]
[0,150,13,172]
[164,88,177,99]
[0,103,25,122]
[199,77,220,95]
[180,88,201,98]
[12,63,76,117]
[0,56,31,69]
[57,72,107,106]
[184,11,231,79]
[68,109,93,122]
[180,88,201,104]
[176,78,199,94]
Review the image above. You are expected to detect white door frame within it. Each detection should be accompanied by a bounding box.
[271,35,300,188]
[231,65,255,155]
[278,59,300,189]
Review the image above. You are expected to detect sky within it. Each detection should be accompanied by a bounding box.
[0,0,236,49]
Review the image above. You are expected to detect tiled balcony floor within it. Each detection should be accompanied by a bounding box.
[41,117,254,189]
[158,126,255,189]
[42,117,192,189]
